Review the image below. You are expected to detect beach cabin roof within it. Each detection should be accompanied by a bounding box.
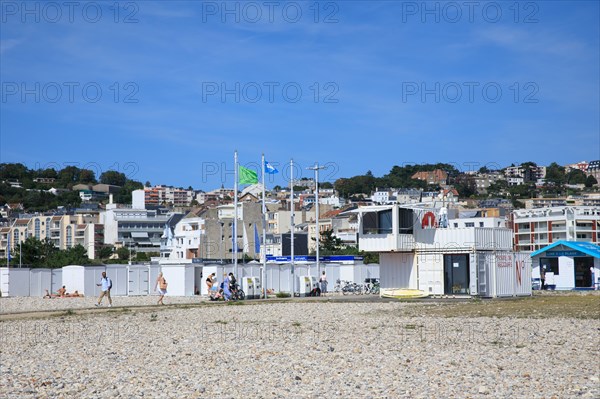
[530,240,600,259]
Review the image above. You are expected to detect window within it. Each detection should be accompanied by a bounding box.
[465,222,475,228]
[540,258,559,275]
[398,208,414,234]
[35,219,41,239]
[454,223,458,228]
[479,222,484,227]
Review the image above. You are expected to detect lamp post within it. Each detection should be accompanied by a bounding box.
[307,162,326,277]
[219,221,224,263]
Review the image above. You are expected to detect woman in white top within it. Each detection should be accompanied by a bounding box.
[320,271,328,296]
[155,272,167,305]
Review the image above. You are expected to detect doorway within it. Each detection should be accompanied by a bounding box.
[444,254,470,295]
[574,257,593,288]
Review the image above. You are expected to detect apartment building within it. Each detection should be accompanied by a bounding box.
[0,212,103,259]
[199,202,263,261]
[473,172,503,194]
[411,169,448,186]
[512,206,600,252]
[504,165,546,185]
[101,190,173,253]
[144,185,196,207]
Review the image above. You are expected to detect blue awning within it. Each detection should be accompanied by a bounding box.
[530,241,600,259]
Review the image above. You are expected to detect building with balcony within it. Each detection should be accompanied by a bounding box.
[101,190,174,254]
[512,206,600,252]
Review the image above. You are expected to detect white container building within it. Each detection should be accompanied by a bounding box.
[355,204,531,297]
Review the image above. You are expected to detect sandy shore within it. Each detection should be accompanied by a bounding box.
[0,298,598,398]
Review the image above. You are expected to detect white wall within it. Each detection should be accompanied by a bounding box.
[379,253,416,289]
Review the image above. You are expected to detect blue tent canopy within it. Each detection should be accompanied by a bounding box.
[530,240,600,259]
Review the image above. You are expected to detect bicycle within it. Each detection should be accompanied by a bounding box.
[230,283,245,301]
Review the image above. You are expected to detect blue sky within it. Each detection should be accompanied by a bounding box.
[1,1,599,190]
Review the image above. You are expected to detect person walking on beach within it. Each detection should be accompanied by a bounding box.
[320,271,328,296]
[155,272,168,305]
[95,271,113,307]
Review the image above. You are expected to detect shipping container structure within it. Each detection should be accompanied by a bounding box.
[530,241,600,290]
[355,205,531,297]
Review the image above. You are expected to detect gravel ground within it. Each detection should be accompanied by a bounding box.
[0,295,208,314]
[1,300,599,398]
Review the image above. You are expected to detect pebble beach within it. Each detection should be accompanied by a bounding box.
[1,296,599,398]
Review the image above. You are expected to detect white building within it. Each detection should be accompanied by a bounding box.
[354,204,530,297]
[101,190,173,253]
[162,216,205,260]
[512,206,600,252]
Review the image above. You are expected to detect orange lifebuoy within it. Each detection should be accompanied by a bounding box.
[422,211,437,228]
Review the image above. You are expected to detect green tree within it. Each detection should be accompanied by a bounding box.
[0,163,30,180]
[98,245,114,260]
[100,171,127,187]
[319,229,344,252]
[566,169,587,185]
[545,162,565,186]
[585,175,598,188]
[78,169,97,184]
[117,247,131,260]
[116,180,144,204]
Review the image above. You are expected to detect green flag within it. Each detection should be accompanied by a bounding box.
[239,165,258,185]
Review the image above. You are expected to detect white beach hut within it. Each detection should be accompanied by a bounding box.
[29,268,53,297]
[0,267,31,297]
[127,264,150,296]
[62,265,105,296]
[105,265,128,296]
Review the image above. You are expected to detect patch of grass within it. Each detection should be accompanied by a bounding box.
[291,321,301,327]
[215,320,228,325]
[108,307,131,313]
[227,301,244,306]
[150,313,158,322]
[404,324,417,330]
[401,294,600,319]
[276,292,291,298]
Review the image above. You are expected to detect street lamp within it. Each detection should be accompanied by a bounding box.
[219,221,224,263]
[307,162,326,277]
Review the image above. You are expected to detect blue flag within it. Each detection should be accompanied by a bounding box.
[264,160,278,174]
[7,235,11,261]
[254,224,261,254]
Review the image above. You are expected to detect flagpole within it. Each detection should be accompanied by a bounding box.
[290,159,295,297]
[261,153,267,299]
[234,150,238,279]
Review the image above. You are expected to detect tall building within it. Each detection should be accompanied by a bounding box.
[512,206,600,252]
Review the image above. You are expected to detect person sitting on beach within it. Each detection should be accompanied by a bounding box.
[66,290,82,298]
[57,286,67,298]
[43,289,53,299]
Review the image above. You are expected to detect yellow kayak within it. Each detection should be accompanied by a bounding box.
[380,288,429,299]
